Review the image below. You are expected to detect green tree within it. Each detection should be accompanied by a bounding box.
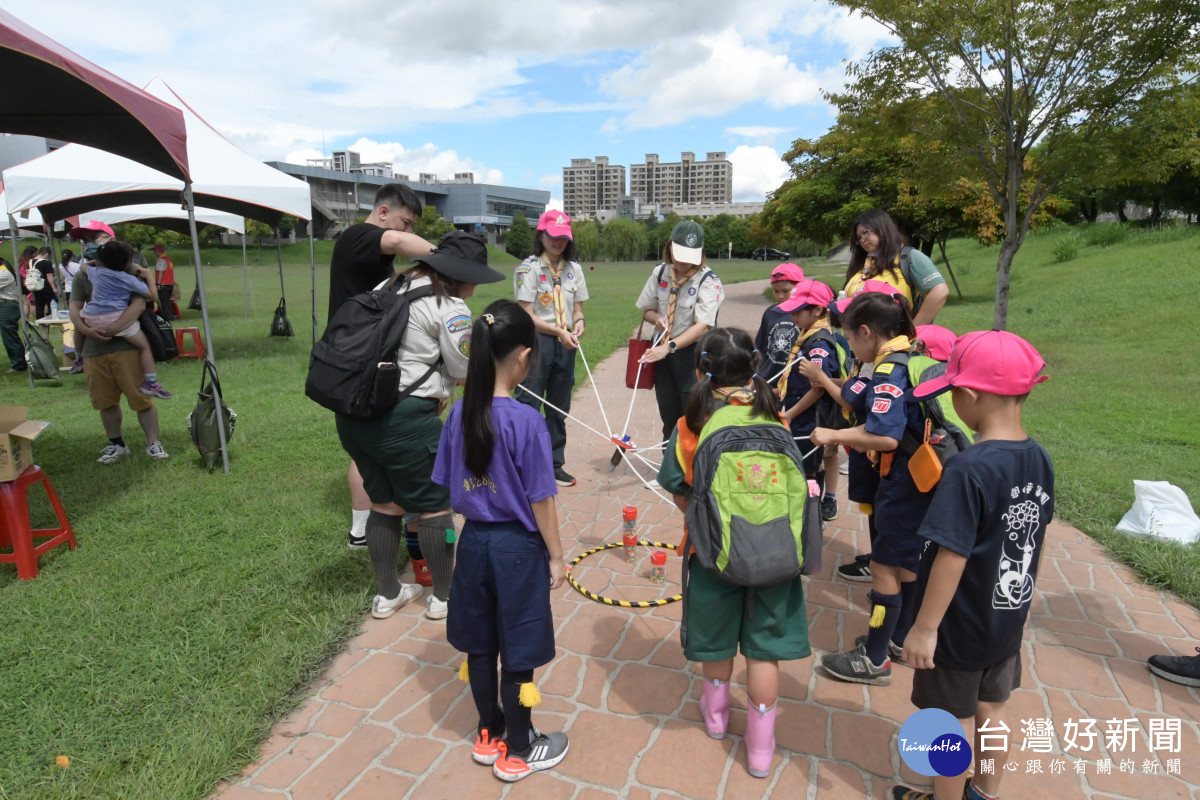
[601,217,647,261]
[245,219,272,263]
[573,219,601,262]
[277,215,297,236]
[831,0,1200,328]
[505,211,533,259]
[413,205,455,241]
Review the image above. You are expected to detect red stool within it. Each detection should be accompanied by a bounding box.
[0,465,77,580]
[175,327,205,359]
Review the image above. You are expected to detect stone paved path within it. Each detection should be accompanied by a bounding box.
[215,278,1200,800]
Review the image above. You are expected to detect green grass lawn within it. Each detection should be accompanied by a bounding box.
[0,227,1197,798]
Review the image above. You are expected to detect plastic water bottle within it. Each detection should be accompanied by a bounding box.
[622,505,638,563]
[650,550,666,585]
[50,299,58,318]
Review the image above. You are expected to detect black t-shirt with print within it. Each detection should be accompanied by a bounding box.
[327,223,393,321]
[913,438,1055,671]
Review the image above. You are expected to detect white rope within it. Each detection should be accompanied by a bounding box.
[768,355,802,384]
[626,449,662,471]
[517,384,608,441]
[619,326,666,438]
[575,339,613,438]
[801,444,822,460]
[619,437,672,502]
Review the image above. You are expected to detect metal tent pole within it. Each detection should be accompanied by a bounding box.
[184,184,230,473]
[242,234,249,318]
[309,227,317,345]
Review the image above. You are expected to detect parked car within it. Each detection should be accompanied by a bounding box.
[752,247,791,261]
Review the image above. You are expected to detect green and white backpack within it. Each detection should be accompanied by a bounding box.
[685,404,820,586]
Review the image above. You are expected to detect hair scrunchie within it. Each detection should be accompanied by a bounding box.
[482,313,495,325]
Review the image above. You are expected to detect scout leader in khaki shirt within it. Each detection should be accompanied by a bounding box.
[514,255,589,343]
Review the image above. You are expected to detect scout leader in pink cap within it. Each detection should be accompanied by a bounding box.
[514,210,589,487]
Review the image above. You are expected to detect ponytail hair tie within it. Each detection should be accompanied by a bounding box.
[701,351,708,356]
[482,313,495,325]
[705,372,712,378]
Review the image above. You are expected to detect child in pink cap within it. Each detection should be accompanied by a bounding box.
[754,262,804,382]
[891,330,1053,800]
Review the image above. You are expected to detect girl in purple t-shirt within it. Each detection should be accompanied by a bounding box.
[431,299,569,783]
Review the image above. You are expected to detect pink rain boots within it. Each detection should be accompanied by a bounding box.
[699,677,730,739]
[744,702,777,778]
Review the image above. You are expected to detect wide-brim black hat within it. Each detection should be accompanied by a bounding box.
[414,231,504,285]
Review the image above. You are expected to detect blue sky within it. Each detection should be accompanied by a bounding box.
[7,0,894,207]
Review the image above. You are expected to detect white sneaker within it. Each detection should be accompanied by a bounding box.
[145,441,169,459]
[371,583,422,619]
[425,594,448,620]
[97,443,131,465]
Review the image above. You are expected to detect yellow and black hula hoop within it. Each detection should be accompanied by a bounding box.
[566,539,682,607]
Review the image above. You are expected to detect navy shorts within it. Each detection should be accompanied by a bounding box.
[871,455,933,573]
[447,519,556,673]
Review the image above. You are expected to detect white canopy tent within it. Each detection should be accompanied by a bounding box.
[0,186,44,235]
[3,79,317,472]
[80,204,244,234]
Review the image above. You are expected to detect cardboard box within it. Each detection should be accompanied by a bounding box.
[0,407,51,481]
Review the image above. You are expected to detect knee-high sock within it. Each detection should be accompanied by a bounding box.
[365,510,404,599]
[418,513,456,601]
[467,653,503,734]
[500,668,534,752]
[891,581,919,647]
[864,589,903,667]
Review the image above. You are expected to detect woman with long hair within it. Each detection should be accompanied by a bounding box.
[844,209,949,326]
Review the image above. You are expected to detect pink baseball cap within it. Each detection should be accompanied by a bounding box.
[911,330,1048,399]
[777,279,835,313]
[68,220,115,240]
[536,210,573,239]
[915,324,957,362]
[769,263,805,284]
[828,279,904,314]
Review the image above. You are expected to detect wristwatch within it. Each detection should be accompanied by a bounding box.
[668,340,678,353]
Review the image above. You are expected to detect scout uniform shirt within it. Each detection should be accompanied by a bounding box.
[389,275,471,400]
[514,256,589,328]
[635,263,723,340]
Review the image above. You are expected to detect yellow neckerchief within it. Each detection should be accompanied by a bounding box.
[778,321,832,397]
[843,255,913,304]
[875,334,912,363]
[663,264,698,342]
[712,386,756,405]
[540,256,568,329]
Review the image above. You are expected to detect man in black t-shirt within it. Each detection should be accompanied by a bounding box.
[325,183,438,551]
[326,183,434,321]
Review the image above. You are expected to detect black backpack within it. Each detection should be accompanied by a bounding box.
[305,276,440,420]
[139,308,179,362]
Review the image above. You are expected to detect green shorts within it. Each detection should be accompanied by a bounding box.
[683,555,812,663]
[335,396,450,512]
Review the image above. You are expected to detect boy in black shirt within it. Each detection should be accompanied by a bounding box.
[892,330,1054,800]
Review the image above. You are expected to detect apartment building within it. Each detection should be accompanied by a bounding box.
[629,152,732,213]
[562,156,627,220]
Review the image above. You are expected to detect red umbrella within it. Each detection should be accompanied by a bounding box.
[0,8,189,181]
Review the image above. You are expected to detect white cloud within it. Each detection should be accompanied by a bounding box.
[538,174,562,189]
[546,198,564,212]
[599,30,843,129]
[725,126,791,146]
[727,145,789,202]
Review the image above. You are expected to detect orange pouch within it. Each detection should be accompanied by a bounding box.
[908,419,943,493]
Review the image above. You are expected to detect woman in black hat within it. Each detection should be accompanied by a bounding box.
[336,231,505,622]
